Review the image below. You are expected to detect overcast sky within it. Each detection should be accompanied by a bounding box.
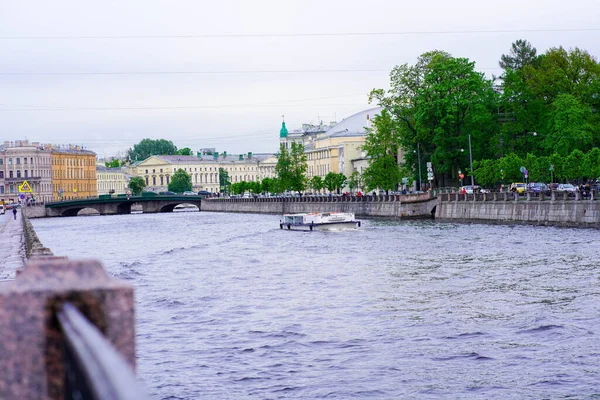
[1,0,599,158]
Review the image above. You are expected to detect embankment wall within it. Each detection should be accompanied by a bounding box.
[201,194,436,219]
[435,193,600,228]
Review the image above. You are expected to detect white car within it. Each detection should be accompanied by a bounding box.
[182,191,196,196]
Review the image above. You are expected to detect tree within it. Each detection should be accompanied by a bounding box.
[414,56,500,185]
[219,168,231,193]
[362,108,403,193]
[260,177,276,194]
[104,159,121,168]
[323,172,347,193]
[348,171,363,193]
[499,39,537,71]
[275,142,307,193]
[309,176,324,193]
[127,138,178,161]
[176,147,192,156]
[168,169,192,193]
[544,94,594,156]
[128,177,146,195]
[369,50,452,183]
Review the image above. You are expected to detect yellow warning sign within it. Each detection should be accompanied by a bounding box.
[19,180,33,193]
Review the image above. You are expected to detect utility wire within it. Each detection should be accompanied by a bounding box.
[0,28,598,40]
[0,67,501,76]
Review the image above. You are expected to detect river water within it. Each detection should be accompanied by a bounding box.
[32,212,600,399]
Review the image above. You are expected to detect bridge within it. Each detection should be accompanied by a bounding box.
[45,195,202,217]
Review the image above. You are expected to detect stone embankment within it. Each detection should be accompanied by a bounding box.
[435,191,600,228]
[201,193,437,219]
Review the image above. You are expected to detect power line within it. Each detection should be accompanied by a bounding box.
[0,28,598,40]
[0,67,502,76]
[0,103,367,112]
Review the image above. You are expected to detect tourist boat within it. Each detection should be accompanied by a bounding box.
[280,212,361,231]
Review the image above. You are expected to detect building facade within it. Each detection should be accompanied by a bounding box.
[131,152,277,193]
[0,140,53,204]
[51,146,98,200]
[298,108,383,192]
[96,166,129,195]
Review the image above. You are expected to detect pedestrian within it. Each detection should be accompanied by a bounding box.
[12,207,17,220]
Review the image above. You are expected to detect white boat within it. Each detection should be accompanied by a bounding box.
[280,212,361,231]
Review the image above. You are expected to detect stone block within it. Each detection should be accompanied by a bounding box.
[0,258,135,400]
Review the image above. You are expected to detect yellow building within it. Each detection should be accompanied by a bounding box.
[51,146,97,200]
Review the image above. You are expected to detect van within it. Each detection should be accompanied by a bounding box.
[0,204,5,215]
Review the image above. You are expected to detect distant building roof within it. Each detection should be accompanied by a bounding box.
[96,166,125,172]
[321,107,383,139]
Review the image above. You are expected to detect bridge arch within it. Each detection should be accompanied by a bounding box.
[61,206,101,217]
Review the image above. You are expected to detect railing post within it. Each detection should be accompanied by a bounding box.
[0,259,136,399]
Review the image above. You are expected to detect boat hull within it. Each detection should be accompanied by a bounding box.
[279,221,360,231]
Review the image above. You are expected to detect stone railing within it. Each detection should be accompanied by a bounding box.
[21,209,54,258]
[206,192,433,204]
[438,190,598,202]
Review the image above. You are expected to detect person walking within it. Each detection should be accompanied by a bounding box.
[12,207,17,220]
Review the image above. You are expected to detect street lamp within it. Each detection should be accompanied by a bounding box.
[413,144,422,192]
[468,134,474,187]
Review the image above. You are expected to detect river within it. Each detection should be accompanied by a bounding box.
[31,211,600,399]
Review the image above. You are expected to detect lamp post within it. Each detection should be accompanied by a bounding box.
[468,134,474,187]
[415,144,422,192]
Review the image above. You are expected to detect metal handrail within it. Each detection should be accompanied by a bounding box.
[57,303,147,400]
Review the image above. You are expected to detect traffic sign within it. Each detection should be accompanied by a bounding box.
[459,173,465,179]
[19,180,32,193]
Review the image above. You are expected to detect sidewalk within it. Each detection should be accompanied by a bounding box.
[0,209,26,280]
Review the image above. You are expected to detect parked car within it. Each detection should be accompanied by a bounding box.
[182,191,196,196]
[460,185,481,194]
[509,183,527,193]
[158,191,177,195]
[527,182,550,196]
[557,184,578,194]
[547,183,559,191]
[197,190,211,196]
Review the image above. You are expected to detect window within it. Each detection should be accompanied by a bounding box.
[31,158,33,164]
[24,170,28,178]
[0,159,2,165]
[24,158,27,164]
[9,171,13,178]
[8,158,12,165]
[145,169,148,173]
[0,171,3,178]
[16,158,20,164]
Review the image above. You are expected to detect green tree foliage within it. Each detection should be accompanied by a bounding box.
[472,148,600,186]
[168,169,192,193]
[260,177,276,194]
[230,182,247,195]
[219,168,231,193]
[104,159,121,168]
[414,57,500,183]
[348,171,363,193]
[544,94,594,156]
[275,142,308,193]
[309,176,324,193]
[323,172,346,193]
[501,44,600,158]
[499,39,537,71]
[176,147,193,156]
[128,177,146,195]
[127,138,178,161]
[362,109,403,192]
